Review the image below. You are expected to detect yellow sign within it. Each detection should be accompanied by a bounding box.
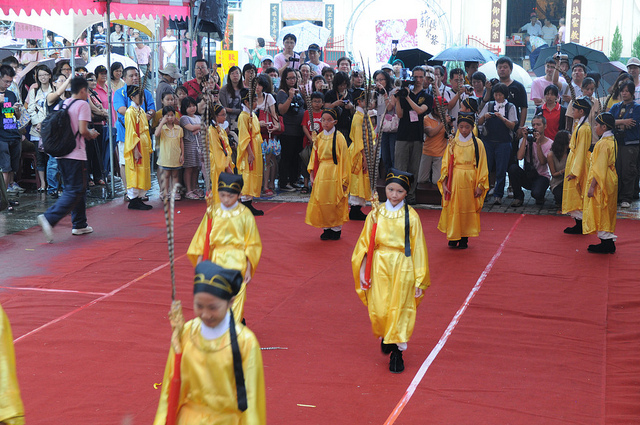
[216,50,239,82]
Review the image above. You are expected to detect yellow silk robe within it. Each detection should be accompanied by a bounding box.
[305,130,350,228]
[124,105,152,190]
[153,318,266,425]
[237,112,263,198]
[583,135,618,234]
[208,125,235,203]
[437,135,489,240]
[562,119,591,214]
[351,203,430,344]
[0,305,24,425]
[348,111,373,200]
[187,203,262,322]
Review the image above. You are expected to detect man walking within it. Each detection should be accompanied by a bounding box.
[38,77,100,243]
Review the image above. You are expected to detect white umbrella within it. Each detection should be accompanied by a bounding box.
[86,53,138,73]
[478,61,533,91]
[277,21,330,49]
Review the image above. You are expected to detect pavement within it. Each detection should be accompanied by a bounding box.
[2,171,639,238]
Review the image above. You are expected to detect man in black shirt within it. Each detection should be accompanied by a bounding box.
[0,65,22,194]
[496,57,528,137]
[394,66,433,204]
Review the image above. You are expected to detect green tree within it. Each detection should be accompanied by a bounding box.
[611,26,623,61]
[632,32,640,59]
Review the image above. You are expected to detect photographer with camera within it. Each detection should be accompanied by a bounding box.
[508,115,553,207]
[324,71,354,145]
[277,68,306,191]
[275,34,304,74]
[394,66,433,204]
[184,59,211,99]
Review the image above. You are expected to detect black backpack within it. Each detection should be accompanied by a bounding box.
[41,99,80,157]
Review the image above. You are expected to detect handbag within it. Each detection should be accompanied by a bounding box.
[258,109,284,137]
[380,111,399,132]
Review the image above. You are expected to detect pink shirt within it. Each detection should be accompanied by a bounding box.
[58,98,91,161]
[530,76,565,101]
[135,45,152,65]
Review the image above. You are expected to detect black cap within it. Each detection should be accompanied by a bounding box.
[308,43,321,52]
[458,112,476,127]
[352,88,365,102]
[573,96,592,111]
[462,97,479,113]
[385,168,414,192]
[126,84,141,99]
[218,172,243,194]
[596,112,615,130]
[193,261,243,300]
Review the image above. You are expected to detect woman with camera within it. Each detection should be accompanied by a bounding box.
[373,70,398,173]
[277,67,306,191]
[323,71,354,146]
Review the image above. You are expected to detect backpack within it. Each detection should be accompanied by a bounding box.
[479,101,515,139]
[41,99,80,158]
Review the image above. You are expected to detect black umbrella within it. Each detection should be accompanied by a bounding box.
[392,48,433,69]
[531,42,609,76]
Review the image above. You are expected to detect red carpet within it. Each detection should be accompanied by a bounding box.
[1,200,639,424]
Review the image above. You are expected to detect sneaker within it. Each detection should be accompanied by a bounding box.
[487,187,494,196]
[10,183,25,193]
[507,187,514,198]
[511,199,523,207]
[620,201,631,208]
[5,184,18,194]
[280,184,296,192]
[72,226,94,235]
[37,214,54,243]
[493,197,502,205]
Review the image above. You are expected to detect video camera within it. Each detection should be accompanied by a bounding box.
[394,79,415,97]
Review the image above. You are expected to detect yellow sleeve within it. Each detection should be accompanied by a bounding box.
[186,209,213,267]
[409,208,430,291]
[475,137,490,192]
[307,137,319,173]
[239,330,267,425]
[568,124,591,178]
[237,112,250,164]
[152,344,176,425]
[589,137,616,199]
[337,132,351,190]
[242,212,262,277]
[0,306,25,425]
[124,107,141,154]
[351,213,374,306]
[437,141,452,193]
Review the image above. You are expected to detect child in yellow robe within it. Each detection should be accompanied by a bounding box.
[305,108,350,240]
[583,112,618,253]
[237,88,264,216]
[154,261,266,425]
[187,172,262,323]
[348,88,373,220]
[0,304,25,425]
[352,169,430,373]
[207,104,235,204]
[437,112,489,248]
[562,96,592,234]
[124,85,153,210]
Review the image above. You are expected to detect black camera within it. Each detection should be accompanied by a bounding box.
[489,78,499,86]
[288,56,299,63]
[394,79,415,97]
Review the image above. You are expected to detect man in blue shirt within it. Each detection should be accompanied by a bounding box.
[609,80,640,208]
[113,66,155,193]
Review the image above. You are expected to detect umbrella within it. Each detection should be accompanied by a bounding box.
[597,61,628,92]
[392,48,433,69]
[531,42,609,77]
[86,53,138,73]
[277,22,330,49]
[431,45,497,63]
[478,61,533,90]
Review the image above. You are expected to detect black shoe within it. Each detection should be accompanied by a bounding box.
[329,230,341,240]
[564,219,583,234]
[242,200,264,216]
[128,197,153,210]
[320,229,332,240]
[448,240,459,248]
[458,237,468,249]
[49,191,58,199]
[588,238,616,254]
[389,348,404,373]
[349,205,367,221]
[381,340,394,355]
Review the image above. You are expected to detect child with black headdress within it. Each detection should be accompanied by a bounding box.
[124,84,152,210]
[352,169,430,373]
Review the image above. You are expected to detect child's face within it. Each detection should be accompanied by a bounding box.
[131,93,142,105]
[193,292,232,329]
[493,92,505,103]
[572,107,586,120]
[460,105,470,113]
[177,90,187,101]
[311,98,323,111]
[595,122,608,137]
[582,83,595,98]
[165,111,176,125]
[458,121,472,137]
[219,191,239,208]
[385,182,407,207]
[321,114,336,132]
[244,98,256,110]
[163,94,175,107]
[187,103,197,116]
[216,109,227,123]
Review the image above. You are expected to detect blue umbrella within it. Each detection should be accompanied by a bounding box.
[531,42,609,76]
[431,46,498,63]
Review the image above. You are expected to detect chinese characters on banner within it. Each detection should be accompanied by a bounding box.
[222,14,234,50]
[490,0,502,43]
[15,23,42,40]
[325,4,334,38]
[270,3,280,41]
[570,0,581,43]
[217,50,238,82]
